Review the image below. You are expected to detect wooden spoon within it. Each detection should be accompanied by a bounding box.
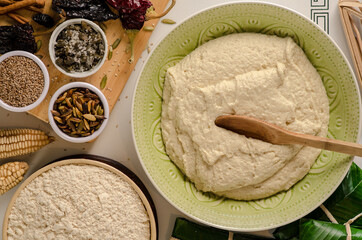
[215,115,362,157]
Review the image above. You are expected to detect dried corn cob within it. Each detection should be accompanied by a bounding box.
[0,129,54,159]
[0,161,29,195]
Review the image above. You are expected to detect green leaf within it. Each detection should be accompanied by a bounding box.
[299,219,362,240]
[171,218,272,240]
[172,218,229,240]
[322,163,362,228]
[273,221,300,240]
[274,163,362,239]
[233,233,272,240]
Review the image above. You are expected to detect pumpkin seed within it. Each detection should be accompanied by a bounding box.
[56,92,67,103]
[75,107,83,118]
[143,26,154,31]
[112,38,121,49]
[94,115,105,120]
[108,48,113,60]
[51,87,106,138]
[100,75,107,90]
[67,88,75,97]
[69,117,82,123]
[85,93,98,99]
[63,129,71,133]
[77,121,84,133]
[89,121,99,127]
[97,107,104,116]
[83,119,90,130]
[51,110,60,117]
[82,102,88,113]
[36,40,42,52]
[91,101,96,113]
[60,108,72,117]
[161,19,176,24]
[68,121,76,132]
[87,100,93,113]
[64,114,72,121]
[75,101,83,112]
[65,98,72,108]
[54,116,64,124]
[83,114,96,121]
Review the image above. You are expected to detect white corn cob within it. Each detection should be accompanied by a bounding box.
[0,161,29,195]
[0,129,54,159]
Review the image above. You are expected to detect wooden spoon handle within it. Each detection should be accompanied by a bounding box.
[215,115,362,157]
[287,132,362,157]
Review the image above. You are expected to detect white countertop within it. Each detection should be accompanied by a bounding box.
[0,0,361,239]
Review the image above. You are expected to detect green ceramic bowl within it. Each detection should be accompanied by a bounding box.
[132,2,361,231]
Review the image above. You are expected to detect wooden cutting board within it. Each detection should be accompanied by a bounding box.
[0,0,170,122]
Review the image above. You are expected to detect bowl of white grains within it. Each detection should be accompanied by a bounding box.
[0,51,49,112]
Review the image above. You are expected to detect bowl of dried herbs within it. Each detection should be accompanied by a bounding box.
[49,19,107,78]
[0,50,49,112]
[48,82,109,143]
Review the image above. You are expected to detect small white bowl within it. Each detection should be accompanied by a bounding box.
[0,51,49,112]
[48,82,109,143]
[49,18,108,78]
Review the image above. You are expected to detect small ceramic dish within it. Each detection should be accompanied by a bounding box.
[49,18,108,78]
[48,82,109,143]
[0,51,49,112]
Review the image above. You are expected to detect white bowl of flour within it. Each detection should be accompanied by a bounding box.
[2,159,157,240]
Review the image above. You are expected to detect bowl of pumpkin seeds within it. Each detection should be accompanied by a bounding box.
[48,82,109,143]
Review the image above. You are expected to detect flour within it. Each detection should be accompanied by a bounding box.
[7,164,150,240]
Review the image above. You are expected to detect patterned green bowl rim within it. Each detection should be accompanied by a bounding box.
[132,1,362,231]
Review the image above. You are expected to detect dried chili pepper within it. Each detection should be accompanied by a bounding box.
[106,0,176,63]
[32,13,55,28]
[52,0,118,22]
[0,23,37,54]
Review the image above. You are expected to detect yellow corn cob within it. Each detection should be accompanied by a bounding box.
[0,129,54,159]
[0,161,29,195]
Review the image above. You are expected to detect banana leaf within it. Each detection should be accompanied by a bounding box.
[299,219,362,240]
[273,163,362,239]
[171,218,271,240]
[272,221,300,240]
[321,163,362,228]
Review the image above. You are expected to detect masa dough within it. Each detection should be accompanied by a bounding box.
[161,33,329,200]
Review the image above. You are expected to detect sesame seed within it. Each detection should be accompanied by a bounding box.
[0,56,44,107]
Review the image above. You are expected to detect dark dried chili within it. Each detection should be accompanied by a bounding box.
[0,23,37,54]
[106,0,176,63]
[32,14,55,28]
[52,0,118,22]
